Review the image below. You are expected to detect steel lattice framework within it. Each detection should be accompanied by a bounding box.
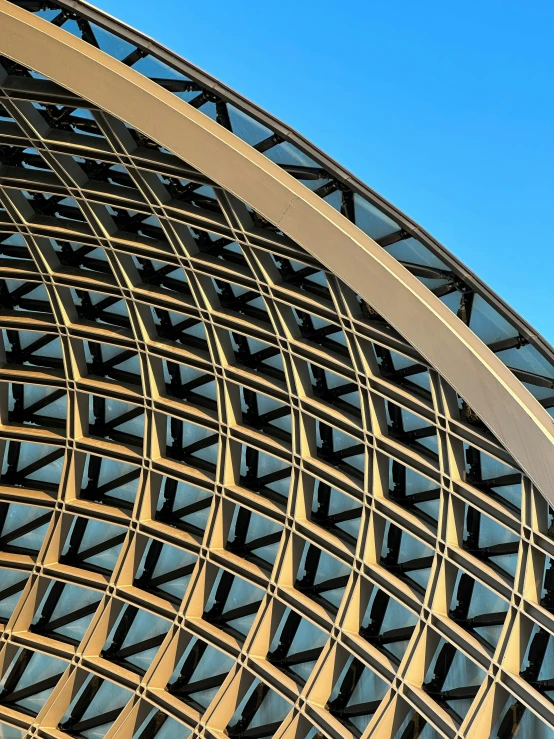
[0,2,551,739]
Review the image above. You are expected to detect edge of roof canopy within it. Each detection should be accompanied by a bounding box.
[1,1,554,505]
[14,0,554,369]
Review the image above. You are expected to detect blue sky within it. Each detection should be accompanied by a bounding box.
[95,0,554,341]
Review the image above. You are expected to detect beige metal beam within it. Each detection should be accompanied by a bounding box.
[0,0,552,507]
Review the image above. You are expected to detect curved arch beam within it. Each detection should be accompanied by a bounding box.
[1,0,553,502]
[21,0,554,364]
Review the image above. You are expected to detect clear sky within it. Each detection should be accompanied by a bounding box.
[94,0,554,341]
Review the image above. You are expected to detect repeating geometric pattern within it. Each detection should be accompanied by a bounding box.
[6,0,554,409]
[0,3,551,739]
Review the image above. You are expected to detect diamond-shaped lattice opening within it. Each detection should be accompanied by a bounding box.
[79,454,140,510]
[387,458,441,528]
[380,519,434,597]
[0,648,66,717]
[226,678,292,739]
[134,536,197,606]
[239,445,291,506]
[203,567,265,641]
[213,278,270,324]
[462,504,519,583]
[230,332,285,382]
[492,693,554,738]
[163,360,216,409]
[225,504,282,572]
[464,443,522,514]
[293,308,348,357]
[7,383,66,430]
[4,136,54,171]
[71,289,131,329]
[59,672,132,737]
[1,441,64,494]
[0,279,52,316]
[168,183,223,214]
[360,585,418,666]
[0,503,52,558]
[150,307,209,352]
[28,191,86,224]
[41,105,102,137]
[308,362,362,420]
[31,579,102,646]
[195,235,252,271]
[155,476,213,540]
[0,233,33,264]
[316,421,364,481]
[327,652,389,736]
[101,602,170,676]
[60,515,126,577]
[295,540,350,615]
[448,569,508,651]
[271,256,332,302]
[89,396,144,449]
[375,346,432,398]
[519,621,554,705]
[109,209,170,247]
[1,329,62,370]
[240,385,292,439]
[83,340,142,388]
[0,142,41,168]
[386,401,438,460]
[167,634,234,711]
[53,239,113,277]
[165,415,219,473]
[267,607,328,685]
[71,155,132,188]
[422,636,485,726]
[311,480,362,548]
[132,255,190,298]
[0,568,30,625]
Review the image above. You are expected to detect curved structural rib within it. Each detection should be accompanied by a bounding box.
[7,0,554,399]
[7,0,554,374]
[0,3,552,739]
[0,2,552,499]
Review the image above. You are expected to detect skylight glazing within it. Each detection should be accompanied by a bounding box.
[0,4,551,739]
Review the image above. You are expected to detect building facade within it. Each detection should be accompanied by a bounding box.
[0,2,552,738]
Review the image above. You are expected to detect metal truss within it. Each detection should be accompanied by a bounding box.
[0,3,550,739]
[5,0,554,402]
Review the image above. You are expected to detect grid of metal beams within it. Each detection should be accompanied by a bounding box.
[6,0,554,416]
[0,5,552,739]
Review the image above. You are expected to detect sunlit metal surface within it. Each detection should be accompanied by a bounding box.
[0,3,551,739]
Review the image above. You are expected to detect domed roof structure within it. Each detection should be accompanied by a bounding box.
[0,2,553,738]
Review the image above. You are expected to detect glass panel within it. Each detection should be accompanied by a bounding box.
[385,237,449,270]
[354,193,399,240]
[131,55,192,82]
[497,343,554,380]
[469,294,518,345]
[0,724,24,739]
[227,105,273,146]
[264,142,319,168]
[90,23,135,60]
